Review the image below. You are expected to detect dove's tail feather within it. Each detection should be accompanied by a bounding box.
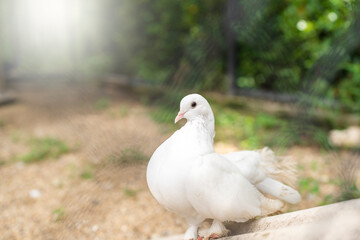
[256,177,301,204]
[259,195,284,216]
[258,147,297,188]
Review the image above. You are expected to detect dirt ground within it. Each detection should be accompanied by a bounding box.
[0,80,357,240]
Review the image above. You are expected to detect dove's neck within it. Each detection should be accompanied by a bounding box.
[186,111,215,140]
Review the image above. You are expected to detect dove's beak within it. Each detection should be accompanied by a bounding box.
[175,112,185,124]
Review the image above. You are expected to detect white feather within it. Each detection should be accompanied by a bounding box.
[256,177,301,204]
[223,148,301,205]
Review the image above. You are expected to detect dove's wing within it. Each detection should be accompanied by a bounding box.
[186,153,263,222]
[222,150,266,184]
[223,148,301,204]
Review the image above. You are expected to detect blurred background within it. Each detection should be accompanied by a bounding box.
[0,0,359,239]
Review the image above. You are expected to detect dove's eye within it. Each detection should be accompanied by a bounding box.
[191,102,197,108]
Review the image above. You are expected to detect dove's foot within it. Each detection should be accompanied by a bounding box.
[204,219,229,239]
[202,233,216,240]
[203,233,226,240]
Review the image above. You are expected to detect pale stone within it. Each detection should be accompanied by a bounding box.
[155,199,360,240]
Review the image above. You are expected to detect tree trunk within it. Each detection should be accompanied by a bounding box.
[226,0,238,95]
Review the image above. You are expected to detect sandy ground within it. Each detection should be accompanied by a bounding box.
[0,80,357,240]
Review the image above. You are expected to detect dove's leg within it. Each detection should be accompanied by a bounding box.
[184,215,204,240]
[204,219,229,240]
[184,225,199,240]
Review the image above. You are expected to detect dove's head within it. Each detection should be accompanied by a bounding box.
[175,94,214,125]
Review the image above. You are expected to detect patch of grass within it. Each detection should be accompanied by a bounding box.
[311,160,318,171]
[108,148,148,165]
[80,166,94,180]
[10,131,20,142]
[0,159,5,166]
[310,182,319,195]
[68,162,78,178]
[256,113,284,129]
[123,188,138,198]
[319,194,336,206]
[299,177,320,195]
[329,178,341,186]
[17,137,69,163]
[320,182,360,205]
[214,108,253,147]
[52,207,65,222]
[95,98,110,110]
[239,136,260,150]
[213,108,258,149]
[338,183,360,202]
[0,120,5,128]
[119,106,130,117]
[297,163,305,171]
[211,101,288,149]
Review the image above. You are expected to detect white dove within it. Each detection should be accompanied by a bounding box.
[146,94,301,240]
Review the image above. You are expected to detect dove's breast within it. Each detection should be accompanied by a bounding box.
[146,127,212,218]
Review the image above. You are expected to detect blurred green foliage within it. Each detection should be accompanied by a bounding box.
[213,105,287,149]
[100,0,360,110]
[337,61,360,111]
